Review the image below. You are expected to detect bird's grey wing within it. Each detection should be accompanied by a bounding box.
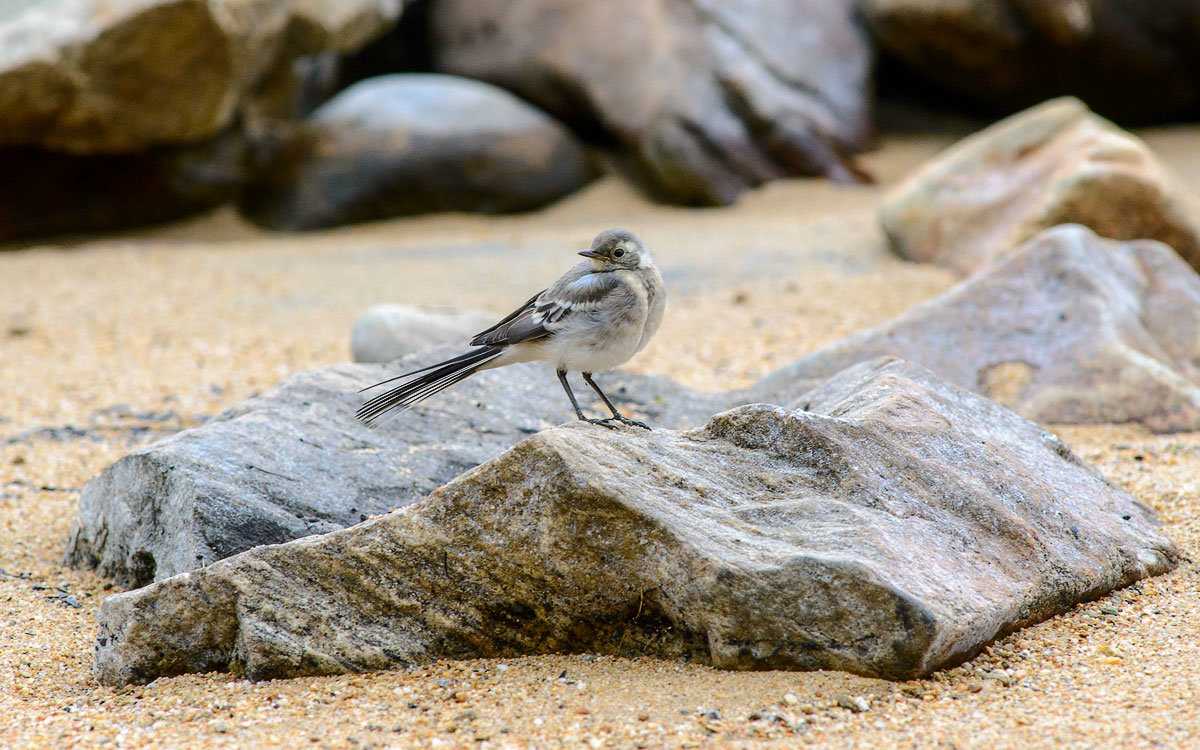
[471,270,621,347]
[469,290,542,346]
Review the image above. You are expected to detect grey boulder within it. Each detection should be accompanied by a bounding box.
[93,358,1179,686]
[63,352,724,587]
[750,225,1200,433]
[240,74,597,229]
[879,98,1200,276]
[350,304,496,363]
[430,0,872,205]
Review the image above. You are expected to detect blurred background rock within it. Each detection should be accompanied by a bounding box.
[1,0,1197,244]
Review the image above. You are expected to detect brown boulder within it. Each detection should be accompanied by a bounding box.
[880,98,1200,276]
[0,0,405,154]
[429,0,872,205]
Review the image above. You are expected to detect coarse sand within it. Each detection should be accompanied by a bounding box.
[2,131,1199,749]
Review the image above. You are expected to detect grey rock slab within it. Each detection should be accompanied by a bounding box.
[430,0,872,205]
[350,304,497,363]
[747,225,1200,432]
[879,97,1200,276]
[64,349,725,587]
[240,74,597,229]
[93,358,1179,686]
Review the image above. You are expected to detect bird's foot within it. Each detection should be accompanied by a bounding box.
[600,415,651,430]
[581,417,620,430]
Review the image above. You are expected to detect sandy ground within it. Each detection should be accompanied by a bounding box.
[2,131,1199,749]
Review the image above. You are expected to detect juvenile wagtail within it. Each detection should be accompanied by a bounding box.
[356,228,666,429]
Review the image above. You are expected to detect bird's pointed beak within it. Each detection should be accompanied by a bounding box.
[578,250,602,259]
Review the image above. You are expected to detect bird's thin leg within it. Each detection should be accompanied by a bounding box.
[582,372,651,430]
[558,369,617,429]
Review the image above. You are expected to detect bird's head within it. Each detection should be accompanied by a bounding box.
[579,228,650,270]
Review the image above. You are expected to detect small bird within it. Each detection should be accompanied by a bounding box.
[356,228,666,429]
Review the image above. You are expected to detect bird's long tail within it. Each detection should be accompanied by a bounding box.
[356,347,502,426]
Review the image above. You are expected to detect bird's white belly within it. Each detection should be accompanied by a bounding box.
[545,316,644,373]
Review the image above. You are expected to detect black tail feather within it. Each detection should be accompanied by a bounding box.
[356,347,501,425]
[357,348,496,393]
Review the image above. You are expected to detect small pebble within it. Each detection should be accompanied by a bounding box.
[836,695,870,713]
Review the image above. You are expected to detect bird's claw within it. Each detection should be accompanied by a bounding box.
[600,416,651,430]
[583,417,620,430]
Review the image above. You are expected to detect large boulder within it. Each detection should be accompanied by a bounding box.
[66,222,1200,586]
[861,0,1200,124]
[63,352,725,587]
[0,0,406,154]
[879,98,1200,276]
[429,0,873,205]
[240,74,597,229]
[751,225,1200,433]
[93,359,1179,686]
[350,304,496,363]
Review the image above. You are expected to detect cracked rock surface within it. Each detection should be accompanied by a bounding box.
[63,349,725,587]
[92,359,1179,686]
[749,225,1200,433]
[429,0,872,205]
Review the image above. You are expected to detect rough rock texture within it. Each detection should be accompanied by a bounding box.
[0,129,248,242]
[751,225,1200,433]
[862,0,1200,124]
[64,351,725,587]
[0,0,405,154]
[240,74,597,229]
[351,304,495,363]
[92,359,1179,686]
[429,0,872,205]
[879,98,1200,276]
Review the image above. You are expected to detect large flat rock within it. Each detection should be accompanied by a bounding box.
[63,351,725,587]
[93,359,1179,686]
[749,225,1200,432]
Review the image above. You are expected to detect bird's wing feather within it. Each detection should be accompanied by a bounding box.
[469,290,542,346]
[470,269,620,347]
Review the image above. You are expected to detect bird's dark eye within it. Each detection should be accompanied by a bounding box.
[613,248,625,258]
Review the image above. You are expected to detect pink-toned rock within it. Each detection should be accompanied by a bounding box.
[880,98,1200,276]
